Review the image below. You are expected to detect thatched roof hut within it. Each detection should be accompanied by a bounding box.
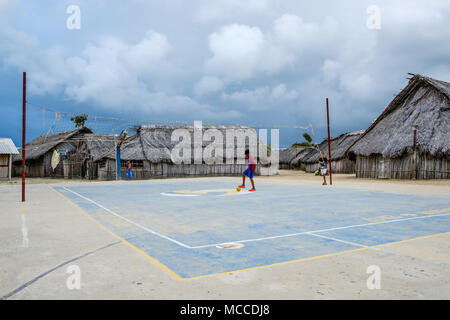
[302,130,364,165]
[73,133,117,162]
[288,131,363,173]
[98,124,268,164]
[95,124,277,179]
[279,146,307,169]
[348,74,450,179]
[13,127,93,163]
[290,147,315,169]
[11,127,96,178]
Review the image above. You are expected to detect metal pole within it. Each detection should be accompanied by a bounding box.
[326,98,333,185]
[22,72,26,202]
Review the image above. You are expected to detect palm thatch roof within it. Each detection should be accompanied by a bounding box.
[99,125,266,163]
[13,127,93,162]
[70,133,117,162]
[289,130,364,166]
[290,147,315,167]
[348,75,450,159]
[302,130,365,164]
[279,147,307,165]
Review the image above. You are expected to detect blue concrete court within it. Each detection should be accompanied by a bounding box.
[53,181,450,280]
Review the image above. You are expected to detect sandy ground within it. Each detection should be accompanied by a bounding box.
[0,171,449,300]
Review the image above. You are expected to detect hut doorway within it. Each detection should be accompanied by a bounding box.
[376,156,391,179]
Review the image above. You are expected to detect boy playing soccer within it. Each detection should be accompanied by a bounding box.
[238,149,256,191]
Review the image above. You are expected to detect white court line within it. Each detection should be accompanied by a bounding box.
[307,232,372,248]
[189,211,450,249]
[62,187,192,249]
[61,186,450,250]
[307,232,450,268]
[160,192,200,197]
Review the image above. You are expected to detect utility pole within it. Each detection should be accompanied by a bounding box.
[22,72,26,202]
[326,98,333,185]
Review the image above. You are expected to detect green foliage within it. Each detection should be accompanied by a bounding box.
[291,142,312,147]
[291,132,314,148]
[70,114,88,128]
[302,132,312,144]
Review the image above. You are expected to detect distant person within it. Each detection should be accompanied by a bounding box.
[318,152,328,185]
[126,161,132,179]
[238,149,256,191]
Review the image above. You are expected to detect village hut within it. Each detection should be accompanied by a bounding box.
[347,75,450,179]
[299,130,364,173]
[0,138,19,180]
[12,127,94,178]
[290,147,316,171]
[65,132,117,179]
[95,125,277,179]
[288,130,363,173]
[279,146,307,169]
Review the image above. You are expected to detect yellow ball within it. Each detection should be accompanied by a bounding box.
[236,187,241,192]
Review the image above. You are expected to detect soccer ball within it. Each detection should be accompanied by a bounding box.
[314,170,319,176]
[236,187,241,192]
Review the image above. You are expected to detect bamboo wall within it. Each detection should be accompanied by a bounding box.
[356,154,450,179]
[97,159,263,180]
[305,159,356,174]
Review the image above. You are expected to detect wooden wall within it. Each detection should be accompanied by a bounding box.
[356,154,450,179]
[305,159,356,174]
[0,154,9,178]
[13,158,44,177]
[97,159,262,180]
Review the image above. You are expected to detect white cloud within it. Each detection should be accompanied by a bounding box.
[273,14,319,50]
[2,0,450,140]
[206,24,266,80]
[0,0,15,14]
[194,76,224,96]
[0,27,243,120]
[195,0,273,22]
[321,59,341,86]
[204,14,326,82]
[221,83,299,110]
[64,31,171,105]
[271,83,298,100]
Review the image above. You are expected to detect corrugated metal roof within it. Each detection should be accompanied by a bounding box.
[0,138,19,154]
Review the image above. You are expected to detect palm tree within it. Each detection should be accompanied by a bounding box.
[292,132,314,148]
[70,114,88,128]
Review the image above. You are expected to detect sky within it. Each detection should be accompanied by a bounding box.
[1,0,450,147]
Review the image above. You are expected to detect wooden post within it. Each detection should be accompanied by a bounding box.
[8,154,12,180]
[22,72,26,202]
[412,125,418,180]
[326,98,333,185]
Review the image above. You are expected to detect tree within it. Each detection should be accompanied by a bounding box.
[70,114,88,128]
[291,132,314,148]
[302,132,312,144]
